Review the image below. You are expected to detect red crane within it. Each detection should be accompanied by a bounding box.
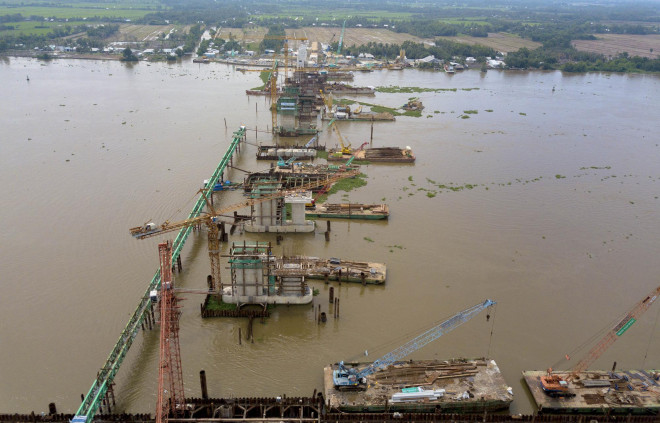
[541,284,660,397]
[155,241,185,423]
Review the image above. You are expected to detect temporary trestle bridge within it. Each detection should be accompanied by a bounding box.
[73,127,247,423]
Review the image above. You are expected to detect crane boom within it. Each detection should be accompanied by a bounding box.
[337,19,346,55]
[359,299,496,378]
[568,284,660,380]
[540,284,660,396]
[320,90,350,154]
[130,168,360,239]
[333,299,496,389]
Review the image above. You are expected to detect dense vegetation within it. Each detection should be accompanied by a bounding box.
[341,39,496,62]
[1,0,659,72]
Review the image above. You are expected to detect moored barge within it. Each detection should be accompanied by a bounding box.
[306,203,389,220]
[325,359,513,413]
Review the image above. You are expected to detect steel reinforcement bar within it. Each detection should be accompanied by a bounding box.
[74,127,247,423]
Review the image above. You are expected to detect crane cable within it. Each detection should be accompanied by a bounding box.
[642,303,660,368]
[486,303,497,358]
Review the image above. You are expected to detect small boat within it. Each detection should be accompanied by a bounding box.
[444,64,455,74]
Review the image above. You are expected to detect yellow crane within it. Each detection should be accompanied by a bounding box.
[130,168,359,291]
[320,90,352,155]
[262,35,308,80]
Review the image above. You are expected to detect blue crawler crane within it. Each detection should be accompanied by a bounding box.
[332,299,496,390]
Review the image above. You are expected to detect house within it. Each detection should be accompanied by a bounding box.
[487,59,506,68]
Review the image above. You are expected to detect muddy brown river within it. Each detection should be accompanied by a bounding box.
[1,57,659,415]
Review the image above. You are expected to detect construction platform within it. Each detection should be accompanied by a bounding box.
[324,359,513,413]
[256,145,323,161]
[324,83,375,95]
[243,164,358,193]
[328,147,415,163]
[273,256,386,284]
[305,203,389,220]
[523,370,660,415]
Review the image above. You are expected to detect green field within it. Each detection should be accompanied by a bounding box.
[1,20,89,35]
[0,0,164,20]
[261,9,415,20]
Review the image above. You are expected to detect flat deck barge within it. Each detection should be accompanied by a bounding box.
[328,147,415,163]
[322,112,396,121]
[325,359,513,413]
[523,370,660,415]
[273,256,386,284]
[306,203,389,220]
[256,145,322,161]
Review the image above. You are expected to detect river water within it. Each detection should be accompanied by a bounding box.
[1,57,660,415]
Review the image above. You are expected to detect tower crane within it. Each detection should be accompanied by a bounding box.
[262,35,308,80]
[155,240,184,423]
[241,61,279,132]
[130,168,360,292]
[333,299,496,390]
[540,284,660,397]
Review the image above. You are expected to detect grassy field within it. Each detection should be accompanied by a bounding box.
[285,27,433,48]
[215,26,269,44]
[259,10,415,20]
[437,32,541,53]
[109,23,191,42]
[0,0,161,21]
[216,27,536,53]
[1,20,87,36]
[572,34,660,59]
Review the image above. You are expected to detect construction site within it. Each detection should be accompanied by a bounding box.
[7,27,660,423]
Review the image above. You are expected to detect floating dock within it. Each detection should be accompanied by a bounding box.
[273,256,386,284]
[324,359,513,413]
[523,370,660,415]
[306,203,389,220]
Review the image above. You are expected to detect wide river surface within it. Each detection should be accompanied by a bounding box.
[1,57,660,415]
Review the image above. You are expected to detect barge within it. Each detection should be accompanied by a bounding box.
[523,370,660,415]
[324,83,375,96]
[328,147,415,163]
[306,203,389,220]
[325,359,513,413]
[256,145,323,161]
[322,112,395,121]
